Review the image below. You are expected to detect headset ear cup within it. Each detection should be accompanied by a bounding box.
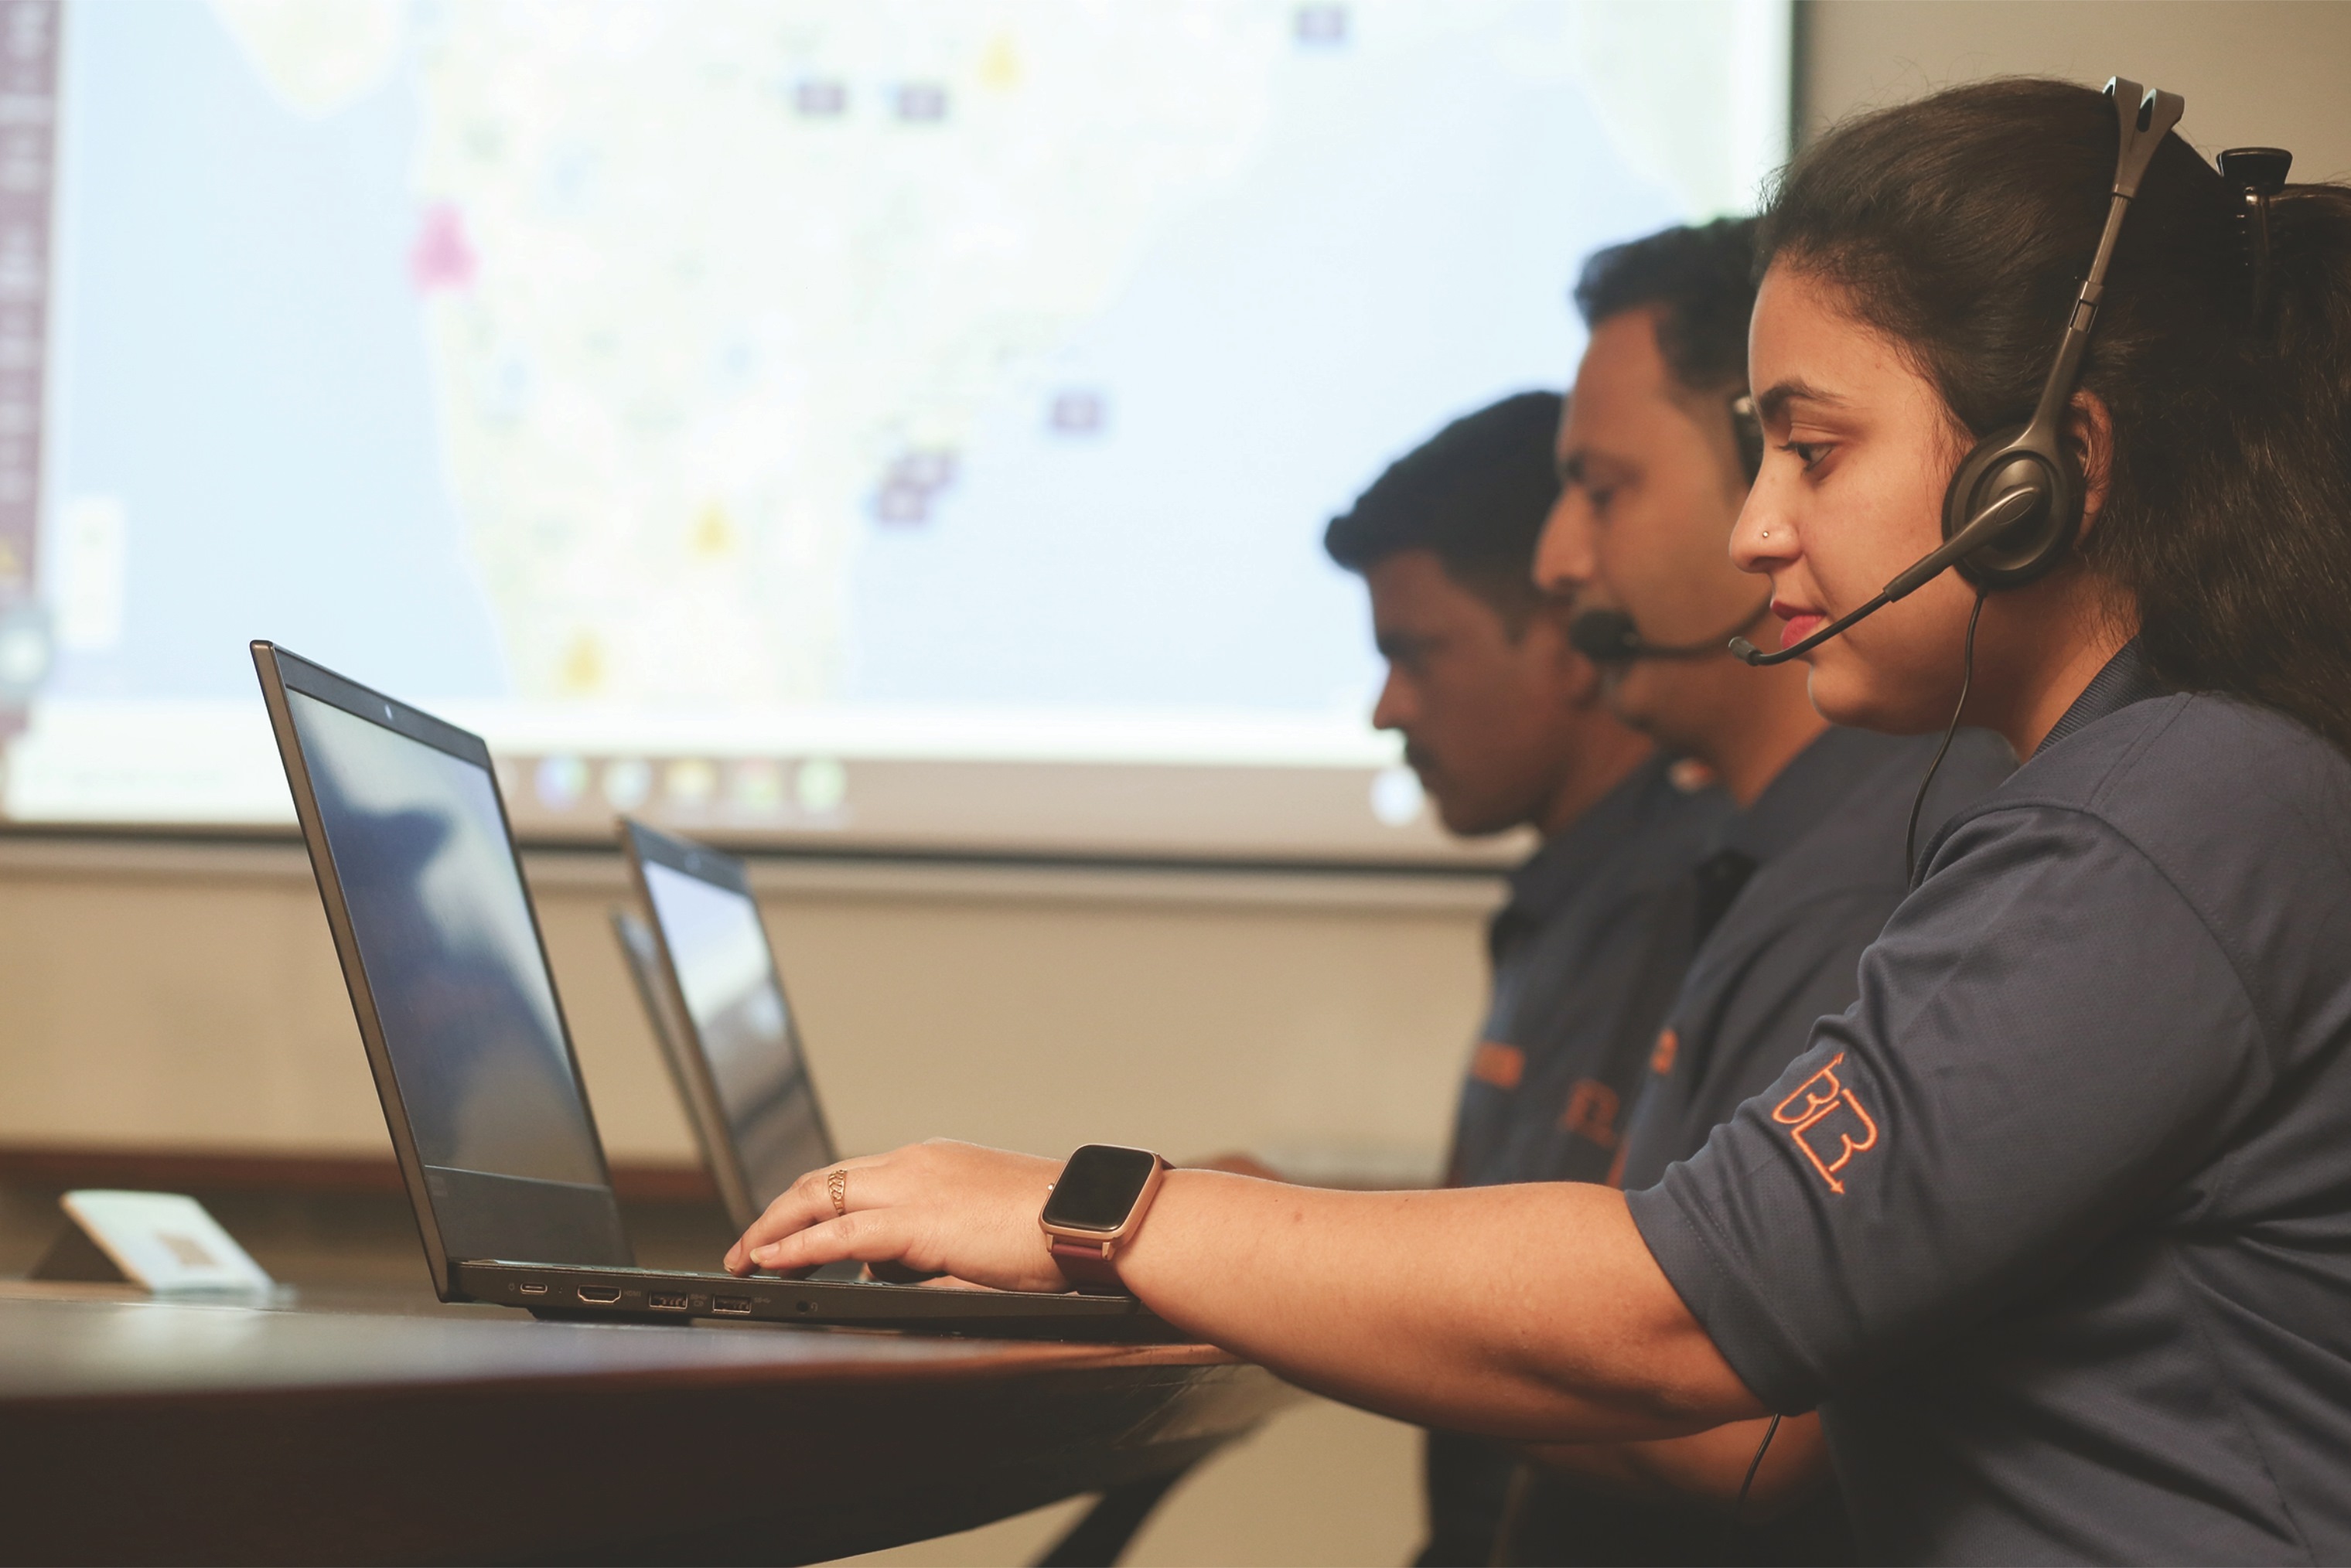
[1941,428,2083,589]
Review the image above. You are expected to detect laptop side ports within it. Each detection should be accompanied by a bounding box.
[711,1296,753,1316]
[648,1290,691,1312]
[517,1281,549,1296]
[575,1285,623,1304]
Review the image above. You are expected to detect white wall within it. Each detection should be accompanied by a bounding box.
[6,5,2347,1565]
[1803,1,2351,179]
[0,837,1493,1169]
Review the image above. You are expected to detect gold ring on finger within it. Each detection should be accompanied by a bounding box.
[827,1167,848,1217]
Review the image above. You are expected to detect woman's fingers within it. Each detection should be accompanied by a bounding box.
[725,1154,894,1273]
[723,1140,1070,1292]
[749,1208,912,1274]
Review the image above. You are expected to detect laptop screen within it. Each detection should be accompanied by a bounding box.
[286,688,609,1194]
[638,857,831,1208]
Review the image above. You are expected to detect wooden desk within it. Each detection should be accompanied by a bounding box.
[0,1287,1298,1565]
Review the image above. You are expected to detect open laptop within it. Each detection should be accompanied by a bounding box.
[251,640,1164,1337]
[611,821,834,1235]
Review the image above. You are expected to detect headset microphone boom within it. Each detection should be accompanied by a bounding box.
[1571,602,1773,664]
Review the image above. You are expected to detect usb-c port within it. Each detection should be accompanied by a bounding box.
[517,1282,548,1296]
[576,1285,623,1304]
[712,1296,753,1316]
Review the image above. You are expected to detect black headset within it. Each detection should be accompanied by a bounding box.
[1733,77,2186,666]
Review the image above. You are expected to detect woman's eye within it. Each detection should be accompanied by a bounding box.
[1779,440,1829,472]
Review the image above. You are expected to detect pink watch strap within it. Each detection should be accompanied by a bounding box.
[1047,1234,1125,1293]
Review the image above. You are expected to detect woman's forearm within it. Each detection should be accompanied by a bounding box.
[1112,1170,1764,1441]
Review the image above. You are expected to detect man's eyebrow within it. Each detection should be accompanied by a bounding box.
[1755,378,1845,424]
[1557,447,1634,487]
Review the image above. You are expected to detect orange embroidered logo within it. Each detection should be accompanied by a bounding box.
[1559,1079,1619,1149]
[1470,1041,1524,1091]
[1770,1052,1878,1195]
[1650,1028,1678,1075]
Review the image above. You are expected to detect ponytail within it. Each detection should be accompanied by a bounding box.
[2124,184,2351,755]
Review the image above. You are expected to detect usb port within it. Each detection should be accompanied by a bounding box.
[648,1290,691,1311]
[711,1296,753,1316]
[575,1285,623,1304]
[517,1282,548,1296]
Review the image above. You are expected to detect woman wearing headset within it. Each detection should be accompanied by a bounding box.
[729,79,2351,1563]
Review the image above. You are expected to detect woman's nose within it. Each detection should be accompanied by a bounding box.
[1729,479,1790,577]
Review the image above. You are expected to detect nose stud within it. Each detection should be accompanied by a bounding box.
[1761,530,1771,539]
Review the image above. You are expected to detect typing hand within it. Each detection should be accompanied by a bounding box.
[723,1140,1067,1294]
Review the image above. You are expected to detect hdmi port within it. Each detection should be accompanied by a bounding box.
[648,1291,691,1311]
[711,1296,753,1316]
[576,1286,623,1304]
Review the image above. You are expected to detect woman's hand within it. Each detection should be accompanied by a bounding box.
[723,1140,1068,1294]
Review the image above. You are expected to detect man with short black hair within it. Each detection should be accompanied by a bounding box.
[1325,390,1726,1565]
[1520,217,2009,1564]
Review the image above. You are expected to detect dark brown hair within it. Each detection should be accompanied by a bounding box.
[1574,216,1759,399]
[1759,78,2351,753]
[1323,390,1562,627]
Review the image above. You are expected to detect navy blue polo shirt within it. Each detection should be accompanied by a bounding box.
[1615,724,2016,1193]
[1629,643,2351,1563]
[1530,724,2006,1565]
[1450,751,1728,1188]
[1424,751,1723,1567]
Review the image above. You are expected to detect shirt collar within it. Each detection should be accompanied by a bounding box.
[1726,724,1916,866]
[1502,752,1681,924]
[2034,639,2169,757]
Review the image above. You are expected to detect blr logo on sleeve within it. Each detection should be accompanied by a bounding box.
[1771,1053,1879,1195]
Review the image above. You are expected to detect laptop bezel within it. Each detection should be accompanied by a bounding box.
[617,817,841,1232]
[251,640,632,1299]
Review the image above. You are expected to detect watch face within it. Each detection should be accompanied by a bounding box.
[1041,1144,1159,1232]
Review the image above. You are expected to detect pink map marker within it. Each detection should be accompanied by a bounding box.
[409,202,476,293]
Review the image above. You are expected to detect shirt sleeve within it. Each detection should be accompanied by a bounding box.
[1625,803,2271,1413]
[1687,882,1913,1129]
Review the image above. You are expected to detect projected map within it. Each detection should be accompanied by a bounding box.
[15,0,1787,851]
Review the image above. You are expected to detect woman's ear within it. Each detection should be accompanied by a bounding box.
[2067,390,2116,540]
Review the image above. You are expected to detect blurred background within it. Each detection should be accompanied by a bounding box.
[0,2,2346,1562]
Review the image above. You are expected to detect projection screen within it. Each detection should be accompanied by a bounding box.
[1,0,1790,862]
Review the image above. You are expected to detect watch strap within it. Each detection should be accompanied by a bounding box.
[1046,1234,1126,1294]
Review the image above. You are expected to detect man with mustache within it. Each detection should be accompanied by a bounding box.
[1323,390,1727,1565]
[1520,218,2008,1562]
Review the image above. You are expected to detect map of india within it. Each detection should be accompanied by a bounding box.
[233,1,1300,706]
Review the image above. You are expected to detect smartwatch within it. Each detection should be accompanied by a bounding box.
[1039,1144,1168,1294]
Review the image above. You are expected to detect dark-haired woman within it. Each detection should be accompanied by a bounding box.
[726,79,2351,1563]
